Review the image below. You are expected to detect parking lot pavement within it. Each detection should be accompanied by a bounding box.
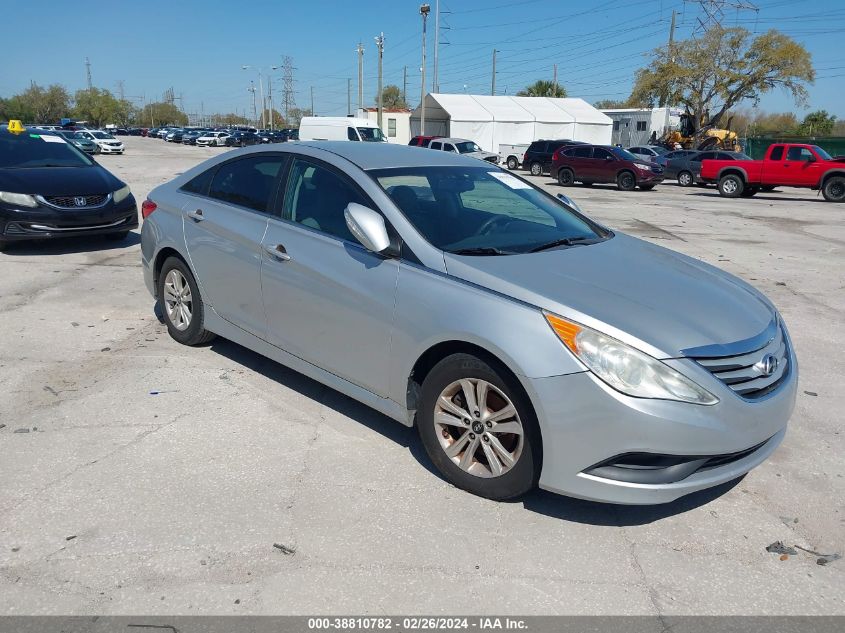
[1,137,843,615]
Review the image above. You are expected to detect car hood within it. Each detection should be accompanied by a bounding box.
[443,233,774,358]
[0,165,123,196]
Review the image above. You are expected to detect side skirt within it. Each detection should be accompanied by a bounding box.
[203,305,413,427]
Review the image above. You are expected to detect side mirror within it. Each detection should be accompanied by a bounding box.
[605,155,613,161]
[556,193,583,213]
[344,203,391,254]
[807,155,816,163]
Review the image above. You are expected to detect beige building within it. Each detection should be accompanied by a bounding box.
[356,108,412,144]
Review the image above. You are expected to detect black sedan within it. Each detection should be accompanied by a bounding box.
[224,131,259,147]
[0,122,138,250]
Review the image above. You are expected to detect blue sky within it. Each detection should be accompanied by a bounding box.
[4,0,844,120]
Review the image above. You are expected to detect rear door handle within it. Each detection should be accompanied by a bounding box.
[186,208,204,221]
[263,243,291,261]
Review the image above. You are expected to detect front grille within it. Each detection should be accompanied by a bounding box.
[41,194,109,209]
[692,325,789,399]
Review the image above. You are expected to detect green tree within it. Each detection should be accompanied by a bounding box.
[517,80,566,98]
[629,27,814,130]
[796,110,836,136]
[0,83,71,123]
[136,101,188,127]
[375,85,408,109]
[593,99,629,109]
[208,112,251,127]
[73,88,125,127]
[286,107,312,127]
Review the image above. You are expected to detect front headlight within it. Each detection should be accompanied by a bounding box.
[113,185,132,203]
[545,313,718,405]
[0,191,38,208]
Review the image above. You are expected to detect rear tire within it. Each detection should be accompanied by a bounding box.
[529,162,543,177]
[677,170,693,187]
[506,156,518,170]
[0,239,9,253]
[718,174,745,198]
[557,167,575,187]
[822,176,845,202]
[617,170,636,191]
[417,353,542,500]
[157,256,216,346]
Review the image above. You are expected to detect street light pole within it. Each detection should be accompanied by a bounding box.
[420,4,430,136]
[375,32,385,129]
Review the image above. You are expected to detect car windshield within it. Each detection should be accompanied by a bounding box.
[358,127,385,142]
[93,131,115,139]
[611,147,638,161]
[0,132,94,168]
[811,145,832,160]
[649,146,669,155]
[371,166,607,255]
[455,141,482,154]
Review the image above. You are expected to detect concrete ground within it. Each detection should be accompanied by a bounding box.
[0,137,843,615]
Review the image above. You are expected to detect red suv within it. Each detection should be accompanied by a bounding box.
[552,144,664,191]
[408,135,442,147]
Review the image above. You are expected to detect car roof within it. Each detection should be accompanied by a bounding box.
[279,141,496,170]
[434,137,473,144]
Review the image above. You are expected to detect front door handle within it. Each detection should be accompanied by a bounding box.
[263,243,291,261]
[186,208,204,221]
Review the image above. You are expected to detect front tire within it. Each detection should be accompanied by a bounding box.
[157,256,216,346]
[557,167,575,187]
[617,170,636,191]
[677,170,693,187]
[822,176,845,202]
[506,156,518,170]
[718,174,745,198]
[417,353,541,500]
[529,162,543,177]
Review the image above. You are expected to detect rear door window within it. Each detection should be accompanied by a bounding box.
[768,146,784,161]
[573,146,593,159]
[209,155,286,213]
[430,141,442,150]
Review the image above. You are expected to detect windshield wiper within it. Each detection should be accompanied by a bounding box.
[451,247,516,256]
[529,236,596,253]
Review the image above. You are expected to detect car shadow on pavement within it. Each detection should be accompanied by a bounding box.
[520,476,743,525]
[688,191,823,203]
[207,337,441,480]
[1,231,141,255]
[202,334,744,523]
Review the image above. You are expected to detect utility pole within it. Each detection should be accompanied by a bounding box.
[659,9,677,107]
[85,57,92,89]
[258,72,266,129]
[491,49,497,96]
[248,81,257,126]
[420,4,430,135]
[348,78,352,116]
[267,76,273,130]
[553,64,557,96]
[116,80,125,101]
[686,0,758,37]
[311,86,315,116]
[356,42,365,112]
[375,32,385,128]
[433,0,439,93]
[403,66,407,104]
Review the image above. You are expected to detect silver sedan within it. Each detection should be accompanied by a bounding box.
[140,142,796,504]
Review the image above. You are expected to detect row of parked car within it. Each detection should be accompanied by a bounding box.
[146,126,299,147]
[28,125,125,155]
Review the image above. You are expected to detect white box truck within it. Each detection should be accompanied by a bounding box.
[298,117,387,142]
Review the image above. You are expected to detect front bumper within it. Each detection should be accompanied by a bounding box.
[0,198,138,241]
[98,144,124,154]
[525,342,797,504]
[634,171,665,184]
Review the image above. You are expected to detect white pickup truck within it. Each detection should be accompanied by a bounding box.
[498,143,530,170]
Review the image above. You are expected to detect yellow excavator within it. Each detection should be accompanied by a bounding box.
[659,113,742,152]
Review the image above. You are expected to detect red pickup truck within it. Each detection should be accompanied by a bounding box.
[700,143,845,202]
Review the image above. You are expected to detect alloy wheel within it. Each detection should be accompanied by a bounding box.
[163,269,193,331]
[434,378,524,478]
[678,171,692,186]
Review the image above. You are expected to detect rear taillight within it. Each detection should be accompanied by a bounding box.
[552,149,561,161]
[141,199,157,219]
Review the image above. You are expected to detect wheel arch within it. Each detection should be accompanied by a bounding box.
[718,166,748,182]
[152,246,191,299]
[405,340,536,424]
[820,169,845,188]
